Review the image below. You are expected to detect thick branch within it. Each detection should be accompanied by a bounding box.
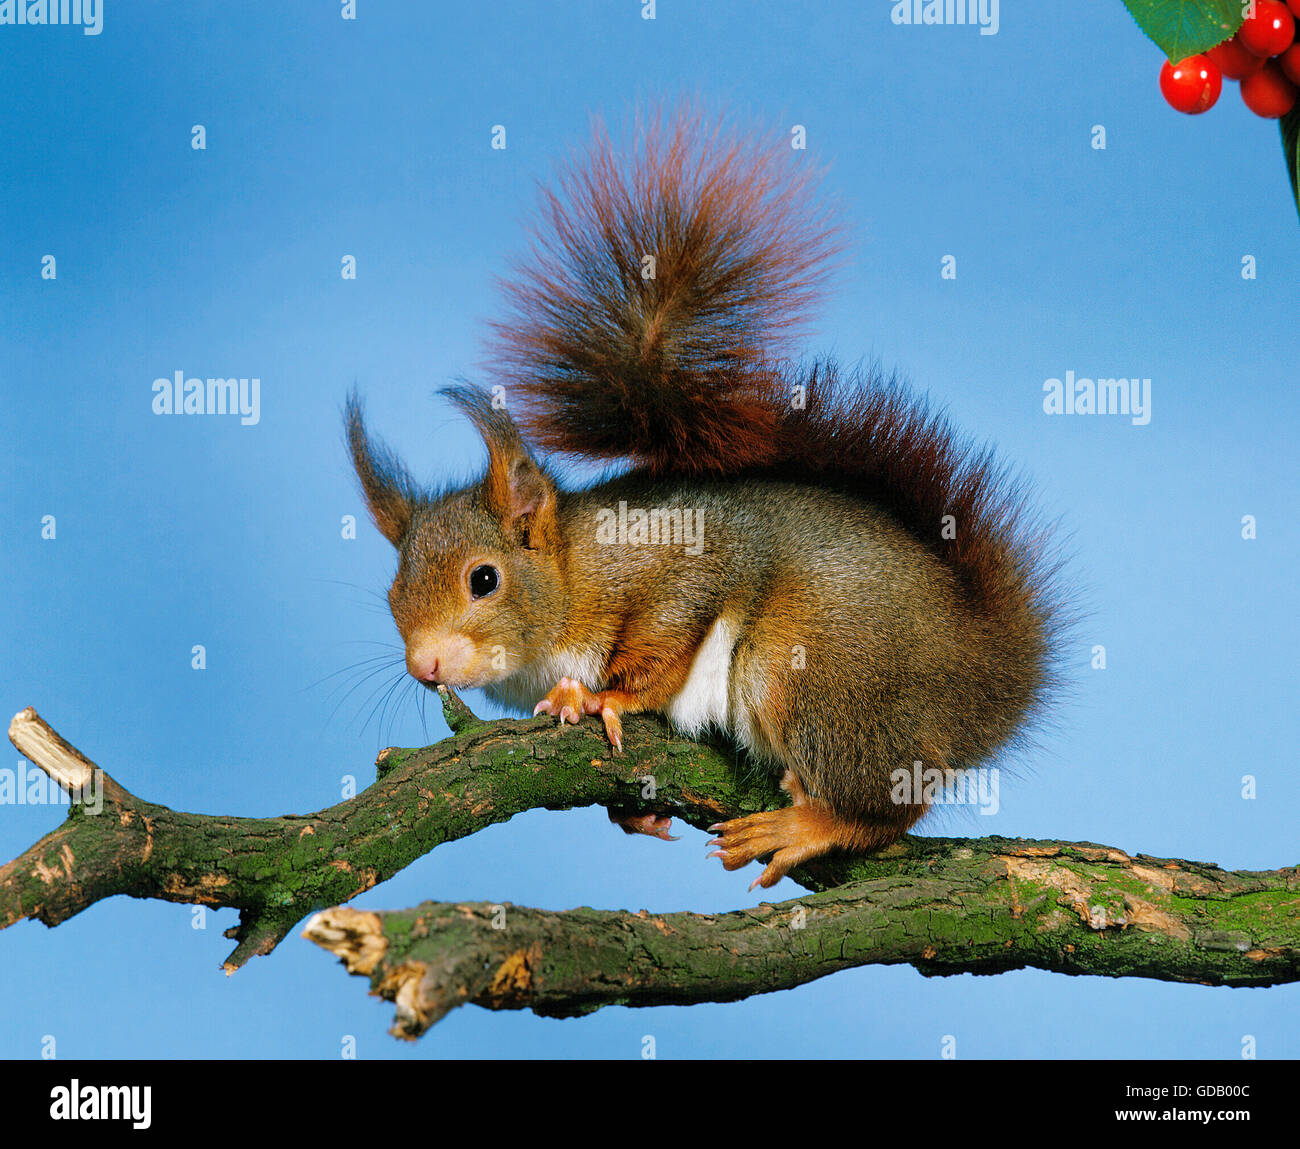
[7,700,1297,1016]
[306,840,1300,1039]
[2,697,780,970]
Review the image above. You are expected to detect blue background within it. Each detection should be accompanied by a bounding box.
[1,1,1296,1060]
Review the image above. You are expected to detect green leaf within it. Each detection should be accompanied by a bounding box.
[1281,107,1300,223]
[1120,0,1242,60]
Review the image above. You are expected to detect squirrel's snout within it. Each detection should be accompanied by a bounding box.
[405,630,478,687]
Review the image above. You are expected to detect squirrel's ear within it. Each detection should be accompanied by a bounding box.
[345,391,420,545]
[442,384,558,549]
[491,452,558,549]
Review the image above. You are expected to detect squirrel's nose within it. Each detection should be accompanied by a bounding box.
[405,630,475,685]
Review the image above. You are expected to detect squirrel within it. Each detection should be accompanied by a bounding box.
[345,106,1060,890]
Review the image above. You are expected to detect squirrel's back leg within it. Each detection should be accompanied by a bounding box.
[712,606,933,888]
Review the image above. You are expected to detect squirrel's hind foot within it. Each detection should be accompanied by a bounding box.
[708,772,911,890]
[607,808,679,841]
[707,806,842,890]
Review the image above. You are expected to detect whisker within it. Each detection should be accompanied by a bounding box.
[358,668,411,742]
[323,658,406,733]
[305,652,403,695]
[375,671,416,746]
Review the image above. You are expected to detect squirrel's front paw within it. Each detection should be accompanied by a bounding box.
[532,677,627,752]
[532,677,591,727]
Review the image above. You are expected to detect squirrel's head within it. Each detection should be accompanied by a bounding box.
[345,386,566,691]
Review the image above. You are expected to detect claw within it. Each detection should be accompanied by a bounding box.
[601,707,624,753]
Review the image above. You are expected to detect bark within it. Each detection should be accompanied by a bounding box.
[4,695,1297,1038]
[1,693,780,971]
[304,841,1300,1039]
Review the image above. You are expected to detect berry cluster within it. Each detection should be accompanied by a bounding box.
[1160,0,1300,118]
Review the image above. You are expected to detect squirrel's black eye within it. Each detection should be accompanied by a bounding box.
[469,564,500,599]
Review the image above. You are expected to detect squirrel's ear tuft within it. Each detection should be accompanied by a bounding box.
[442,384,558,549]
[344,390,421,546]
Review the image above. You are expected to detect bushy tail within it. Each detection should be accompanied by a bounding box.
[488,103,842,474]
[487,104,1059,645]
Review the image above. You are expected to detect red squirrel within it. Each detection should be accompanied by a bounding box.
[346,107,1059,889]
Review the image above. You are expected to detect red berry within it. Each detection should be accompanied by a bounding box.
[1281,43,1300,84]
[1238,1,1294,58]
[1288,0,1300,21]
[1159,55,1223,114]
[1207,35,1267,79]
[1240,60,1298,116]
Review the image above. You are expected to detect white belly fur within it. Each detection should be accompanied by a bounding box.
[666,617,737,738]
[485,647,605,714]
[486,621,742,744]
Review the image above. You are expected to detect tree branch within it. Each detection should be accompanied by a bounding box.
[303,840,1300,1039]
[2,695,781,971]
[6,697,1296,1035]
